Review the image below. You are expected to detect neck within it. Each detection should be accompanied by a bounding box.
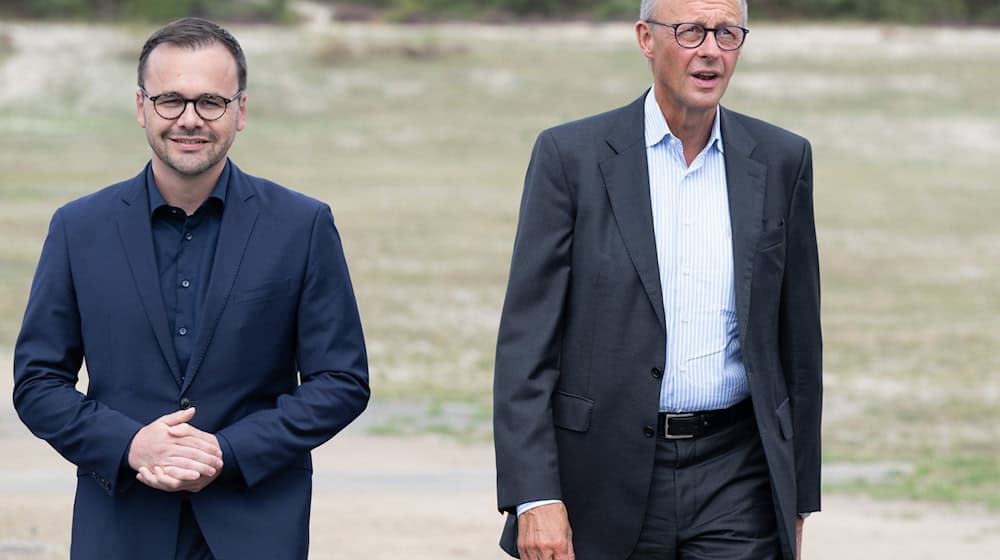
[150,158,225,216]
[654,92,717,167]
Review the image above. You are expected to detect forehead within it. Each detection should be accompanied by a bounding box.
[143,42,239,94]
[659,0,743,24]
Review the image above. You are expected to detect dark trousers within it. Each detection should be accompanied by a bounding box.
[627,413,781,560]
[177,500,216,560]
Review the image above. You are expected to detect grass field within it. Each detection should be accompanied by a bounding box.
[1,21,998,507]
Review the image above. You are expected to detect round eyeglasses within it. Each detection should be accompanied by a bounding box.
[140,88,243,121]
[645,20,749,51]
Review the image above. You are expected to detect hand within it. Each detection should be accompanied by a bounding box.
[137,461,220,493]
[796,514,805,559]
[128,407,223,492]
[517,502,575,560]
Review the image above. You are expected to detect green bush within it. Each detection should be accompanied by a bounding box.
[0,0,290,22]
[1,0,998,24]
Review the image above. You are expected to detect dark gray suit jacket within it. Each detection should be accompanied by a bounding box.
[493,93,822,560]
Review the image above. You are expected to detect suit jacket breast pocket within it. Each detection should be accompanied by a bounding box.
[231,279,292,305]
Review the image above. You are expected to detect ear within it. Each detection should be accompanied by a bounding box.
[136,88,146,129]
[636,20,655,60]
[235,92,247,132]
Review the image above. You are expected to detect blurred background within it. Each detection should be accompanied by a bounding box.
[1,0,998,558]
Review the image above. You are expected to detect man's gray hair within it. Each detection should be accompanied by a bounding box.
[640,0,749,25]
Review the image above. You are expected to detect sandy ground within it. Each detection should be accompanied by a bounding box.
[2,417,1000,559]
[2,353,1000,559]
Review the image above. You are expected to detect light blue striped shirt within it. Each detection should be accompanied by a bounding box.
[644,89,749,413]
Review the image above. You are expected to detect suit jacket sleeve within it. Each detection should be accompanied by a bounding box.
[494,130,575,512]
[13,209,143,494]
[217,204,370,488]
[779,140,823,513]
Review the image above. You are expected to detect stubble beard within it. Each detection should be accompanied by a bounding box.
[149,127,234,177]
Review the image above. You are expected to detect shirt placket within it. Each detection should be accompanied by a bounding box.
[173,212,201,375]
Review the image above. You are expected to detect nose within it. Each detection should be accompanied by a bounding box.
[175,100,204,127]
[696,31,723,56]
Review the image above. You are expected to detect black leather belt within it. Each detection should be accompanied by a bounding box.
[657,399,753,439]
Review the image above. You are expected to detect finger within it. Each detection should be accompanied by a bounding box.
[153,466,187,491]
[157,443,224,469]
[138,466,169,491]
[164,424,222,452]
[163,456,217,478]
[162,464,206,481]
[167,426,222,452]
[159,407,196,426]
[519,543,543,560]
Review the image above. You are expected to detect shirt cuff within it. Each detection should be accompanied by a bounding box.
[516,499,563,517]
[798,512,811,519]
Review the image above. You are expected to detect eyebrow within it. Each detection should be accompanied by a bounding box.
[151,90,229,98]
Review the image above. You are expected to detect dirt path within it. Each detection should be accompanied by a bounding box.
[2,422,1000,559]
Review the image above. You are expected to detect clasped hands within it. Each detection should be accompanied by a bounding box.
[127,407,223,493]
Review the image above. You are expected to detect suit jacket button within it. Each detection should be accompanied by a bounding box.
[179,397,192,409]
[650,367,663,379]
[643,425,656,438]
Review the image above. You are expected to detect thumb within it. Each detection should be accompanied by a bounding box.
[160,407,196,425]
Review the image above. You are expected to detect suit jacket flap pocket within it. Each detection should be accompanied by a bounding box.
[775,397,793,440]
[552,391,593,433]
[232,279,291,304]
[758,219,786,251]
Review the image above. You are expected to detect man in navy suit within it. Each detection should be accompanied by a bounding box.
[13,18,369,559]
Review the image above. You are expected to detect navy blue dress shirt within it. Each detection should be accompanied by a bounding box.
[147,164,227,377]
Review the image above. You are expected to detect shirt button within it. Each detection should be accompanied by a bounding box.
[181,279,190,288]
[185,232,193,241]
[179,397,192,409]
[643,425,656,438]
[650,367,663,379]
[178,327,187,336]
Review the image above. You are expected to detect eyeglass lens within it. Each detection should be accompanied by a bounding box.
[154,95,230,120]
[676,23,745,50]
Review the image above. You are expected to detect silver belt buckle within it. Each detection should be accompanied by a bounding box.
[662,412,695,439]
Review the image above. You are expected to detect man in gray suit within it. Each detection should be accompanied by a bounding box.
[493,0,822,558]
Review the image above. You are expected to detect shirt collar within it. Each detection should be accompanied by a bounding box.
[147,159,230,216]
[643,87,724,154]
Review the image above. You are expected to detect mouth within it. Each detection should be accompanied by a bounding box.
[169,137,211,150]
[691,71,721,85]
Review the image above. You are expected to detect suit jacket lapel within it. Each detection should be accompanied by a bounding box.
[116,168,184,386]
[720,107,767,347]
[181,163,259,393]
[599,94,666,331]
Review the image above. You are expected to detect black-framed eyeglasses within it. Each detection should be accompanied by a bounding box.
[645,20,749,51]
[140,88,243,121]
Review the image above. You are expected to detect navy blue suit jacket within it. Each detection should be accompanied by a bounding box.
[13,162,370,559]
